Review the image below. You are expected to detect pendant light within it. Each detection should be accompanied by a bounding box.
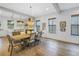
[29,3,32,21]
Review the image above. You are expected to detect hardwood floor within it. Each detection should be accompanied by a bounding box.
[0,37,79,56]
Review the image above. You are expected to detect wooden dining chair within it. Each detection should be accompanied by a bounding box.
[7,35,22,56]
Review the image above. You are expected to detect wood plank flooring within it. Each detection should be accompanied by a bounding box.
[0,37,79,56]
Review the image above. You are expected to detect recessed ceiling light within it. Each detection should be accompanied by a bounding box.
[46,8,49,11]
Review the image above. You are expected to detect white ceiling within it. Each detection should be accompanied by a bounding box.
[59,3,79,10]
[0,3,79,17]
[0,3,56,17]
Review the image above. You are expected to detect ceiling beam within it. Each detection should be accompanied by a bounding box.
[52,3,61,14]
[0,6,32,17]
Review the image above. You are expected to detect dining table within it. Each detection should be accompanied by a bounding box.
[11,34,30,41]
[11,33,31,49]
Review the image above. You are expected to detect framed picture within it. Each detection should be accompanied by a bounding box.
[60,21,66,32]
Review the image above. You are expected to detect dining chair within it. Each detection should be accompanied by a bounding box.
[12,31,20,36]
[35,31,42,45]
[7,35,22,56]
[27,33,36,47]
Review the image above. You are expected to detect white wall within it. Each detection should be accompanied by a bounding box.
[35,9,79,44]
[0,8,29,37]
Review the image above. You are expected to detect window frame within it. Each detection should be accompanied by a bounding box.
[48,18,56,33]
[7,20,14,29]
[71,15,79,36]
[36,20,40,32]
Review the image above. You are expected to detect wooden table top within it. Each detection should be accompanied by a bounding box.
[11,34,30,40]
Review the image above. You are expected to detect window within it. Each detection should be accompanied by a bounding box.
[0,21,1,30]
[71,15,79,36]
[36,20,40,32]
[7,20,14,29]
[48,18,56,33]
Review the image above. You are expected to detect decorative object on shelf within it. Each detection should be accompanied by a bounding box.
[60,21,66,32]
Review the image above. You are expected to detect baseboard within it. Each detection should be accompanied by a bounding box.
[0,36,6,38]
[42,37,79,45]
